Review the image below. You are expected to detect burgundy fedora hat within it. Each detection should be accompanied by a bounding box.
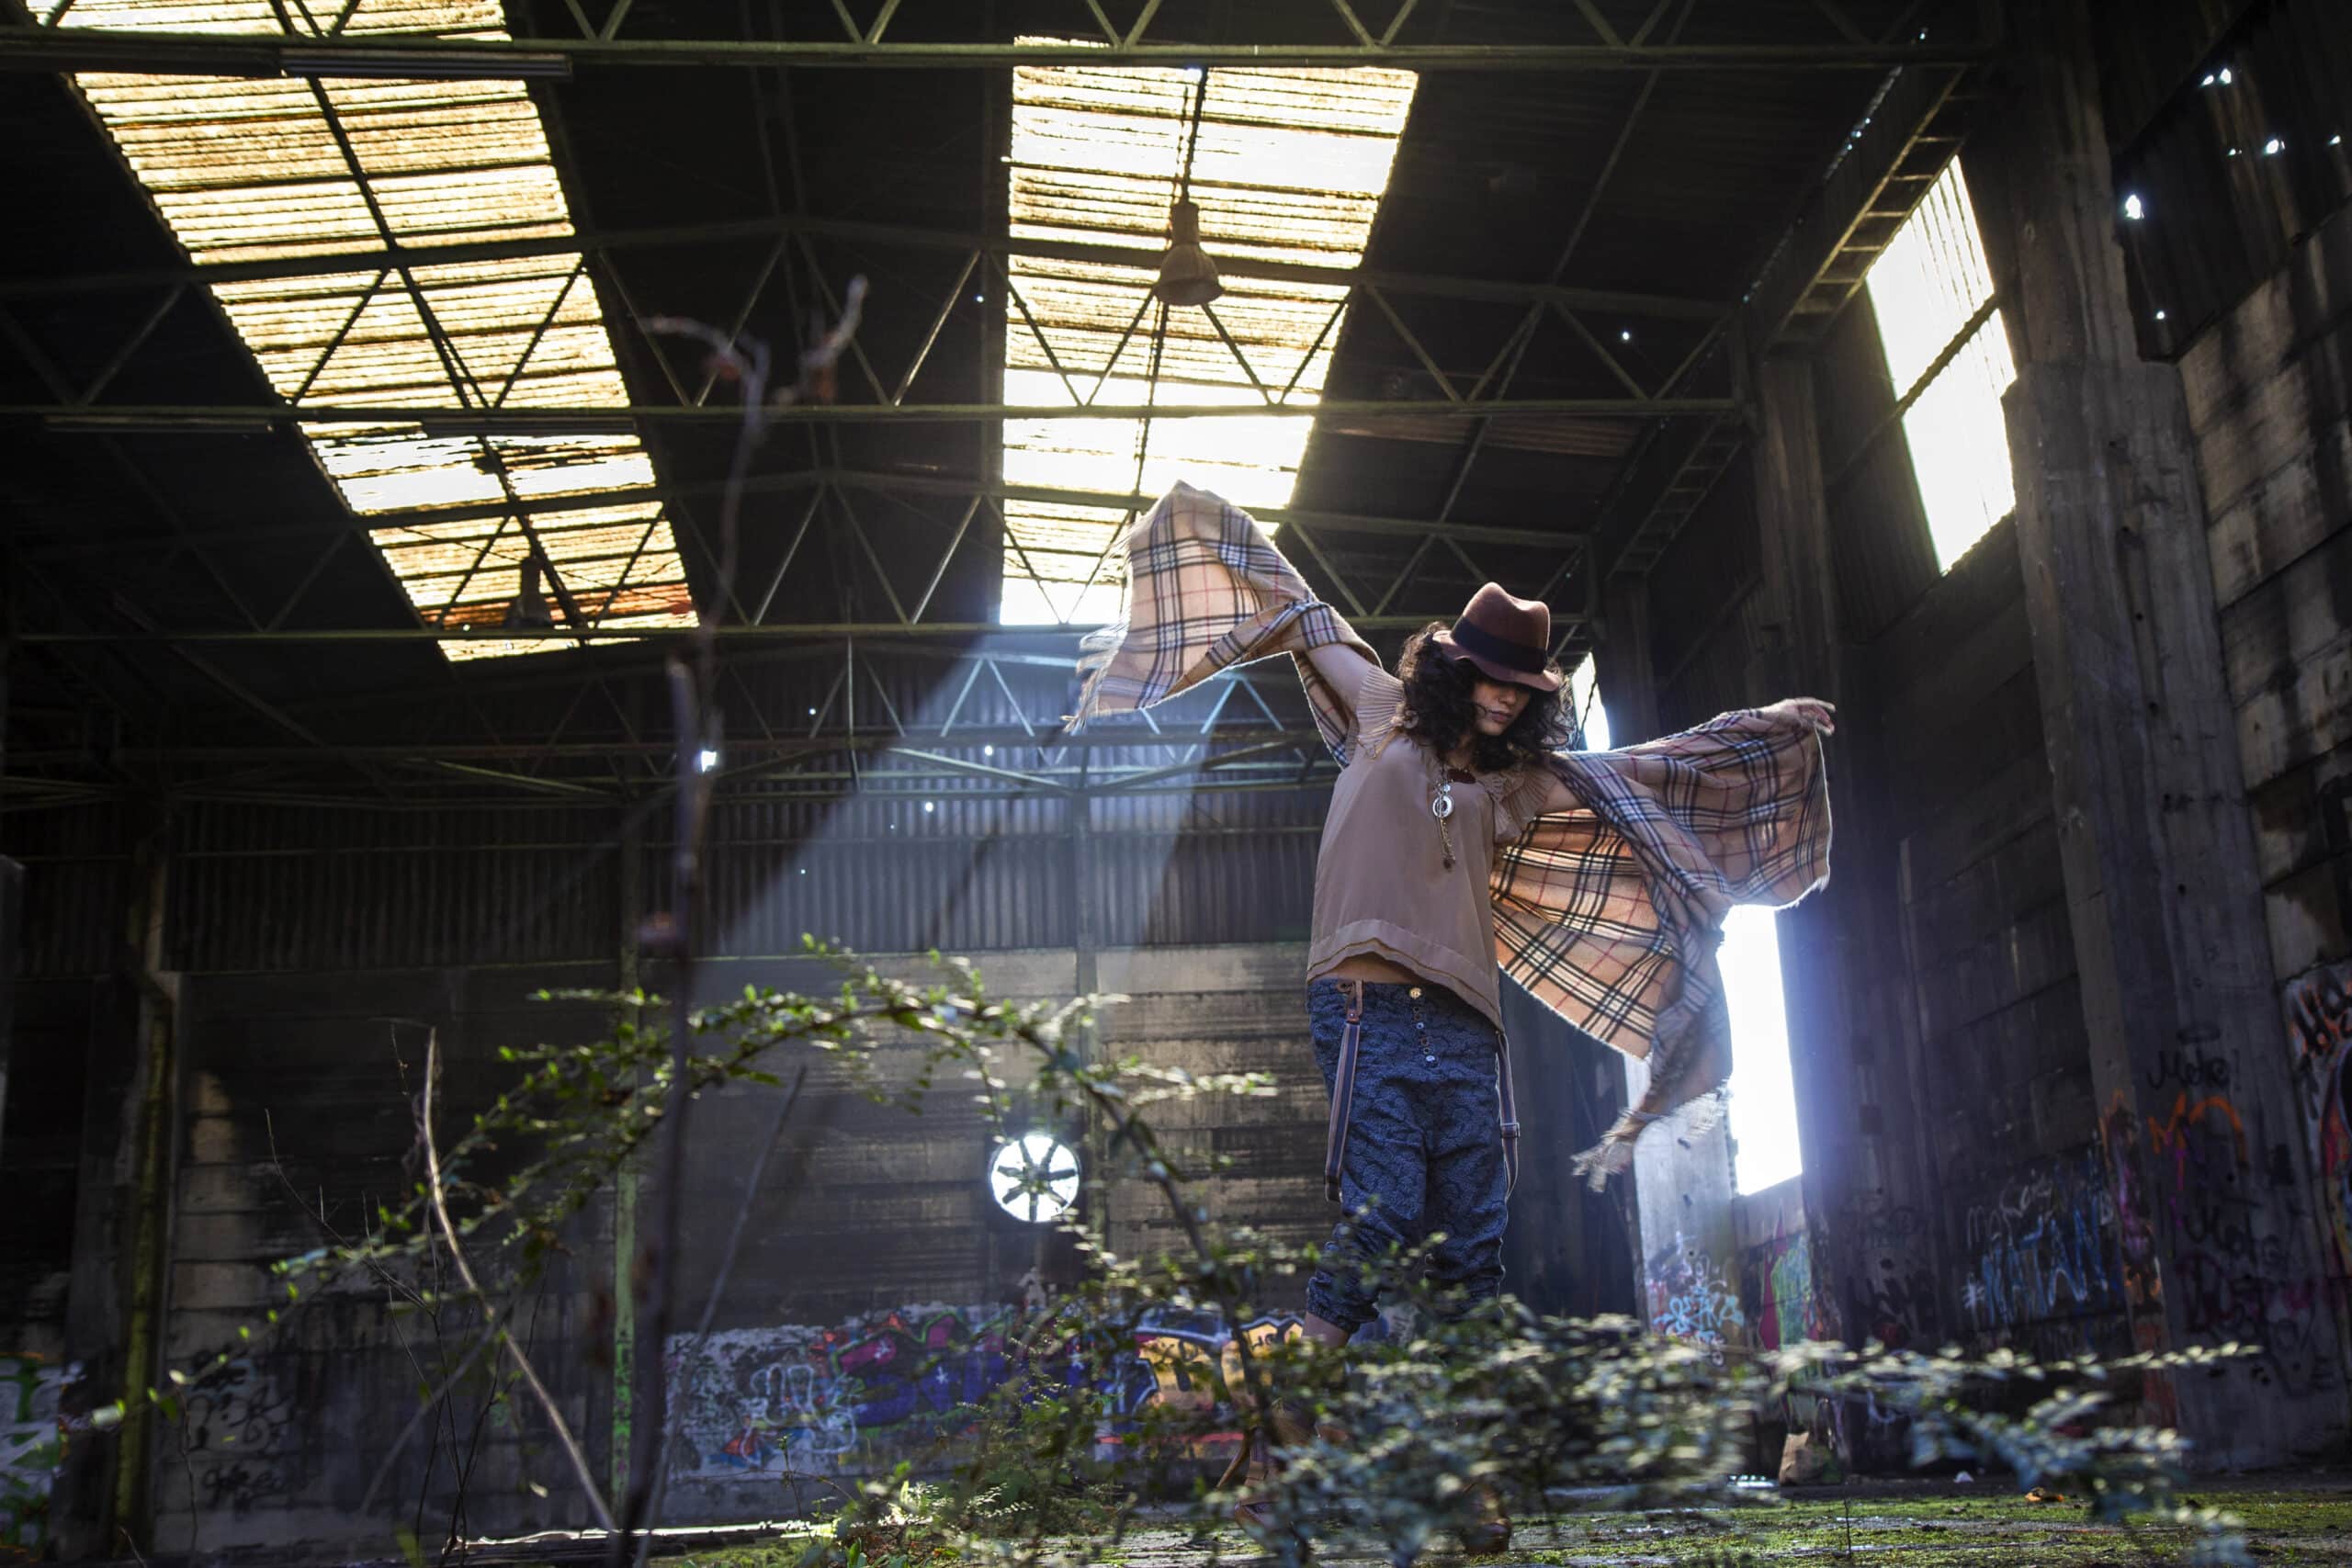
[1430,582,1563,693]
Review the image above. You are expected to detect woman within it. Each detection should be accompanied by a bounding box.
[1071,484,1835,1551]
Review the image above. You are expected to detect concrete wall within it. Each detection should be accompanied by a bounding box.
[2181,194,2352,1308]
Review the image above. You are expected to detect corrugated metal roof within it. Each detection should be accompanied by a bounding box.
[1000,50,1417,623]
[56,0,696,659]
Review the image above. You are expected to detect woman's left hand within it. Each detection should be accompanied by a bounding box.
[1764,697,1837,736]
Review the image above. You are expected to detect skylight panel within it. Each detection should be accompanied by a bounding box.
[1863,161,2018,572]
[56,0,695,660]
[1000,52,1416,625]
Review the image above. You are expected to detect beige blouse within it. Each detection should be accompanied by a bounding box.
[1305,667,1551,1029]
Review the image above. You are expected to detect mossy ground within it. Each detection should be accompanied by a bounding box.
[646,1477,2352,1567]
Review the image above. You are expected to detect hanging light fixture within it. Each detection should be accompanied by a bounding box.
[1151,71,1222,308]
[1153,197,1222,307]
[501,558,554,630]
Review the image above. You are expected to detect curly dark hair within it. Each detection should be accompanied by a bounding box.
[1395,623,1571,773]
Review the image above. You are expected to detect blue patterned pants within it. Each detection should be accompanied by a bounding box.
[1304,976,1513,1333]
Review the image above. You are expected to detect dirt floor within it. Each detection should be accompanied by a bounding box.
[641,1474,2352,1566]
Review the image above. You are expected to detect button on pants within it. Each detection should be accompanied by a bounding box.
[1303,976,1510,1333]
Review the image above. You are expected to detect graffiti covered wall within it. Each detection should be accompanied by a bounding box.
[1645,1233,1746,1353]
[2283,961,2352,1281]
[1958,1147,2127,1342]
[0,1356,75,1556]
[664,1303,1305,1490]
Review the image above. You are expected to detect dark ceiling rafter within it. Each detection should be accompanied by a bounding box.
[0,213,1735,322]
[1,9,2003,75]
[1574,8,1985,624]
[0,0,1999,807]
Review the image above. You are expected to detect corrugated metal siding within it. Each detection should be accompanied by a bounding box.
[166,800,620,972]
[153,780,1335,973]
[2112,0,2352,357]
[689,791,1075,957]
[1091,787,1325,948]
[3,802,130,979]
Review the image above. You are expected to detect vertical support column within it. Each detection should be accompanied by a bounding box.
[0,857,18,1171]
[1747,355,1951,1470]
[1594,575,1742,1346]
[114,834,176,1553]
[53,807,178,1557]
[1746,357,1847,1353]
[610,811,641,1501]
[1984,0,2348,1457]
[1594,574,1660,747]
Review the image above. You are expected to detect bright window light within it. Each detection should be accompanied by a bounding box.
[695,748,720,773]
[997,49,1416,624]
[1569,653,1611,751]
[1862,161,2018,571]
[1722,908,1802,1195]
[988,1133,1080,1224]
[58,1,697,660]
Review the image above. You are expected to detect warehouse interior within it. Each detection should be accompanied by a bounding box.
[2,0,2350,1559]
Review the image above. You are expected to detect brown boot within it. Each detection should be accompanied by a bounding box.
[1221,1396,1338,1539]
[1459,1478,1510,1554]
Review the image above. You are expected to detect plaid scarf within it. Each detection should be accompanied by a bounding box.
[1074,483,1832,1186]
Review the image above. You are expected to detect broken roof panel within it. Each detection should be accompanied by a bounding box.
[55,0,695,660]
[1001,51,1417,625]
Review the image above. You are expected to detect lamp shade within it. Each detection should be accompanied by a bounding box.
[1152,198,1223,307]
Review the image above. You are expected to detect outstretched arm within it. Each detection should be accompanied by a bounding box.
[1302,638,1381,729]
[1530,696,1836,817]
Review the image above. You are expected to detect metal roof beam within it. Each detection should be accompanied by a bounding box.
[14,614,1548,647]
[0,213,1735,321]
[1,29,2000,77]
[17,468,1577,561]
[26,395,1734,434]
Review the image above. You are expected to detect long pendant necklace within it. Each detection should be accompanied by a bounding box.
[1429,756,1459,870]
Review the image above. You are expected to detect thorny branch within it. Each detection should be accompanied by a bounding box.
[611,276,868,1562]
[631,1061,811,1568]
[421,1028,617,1534]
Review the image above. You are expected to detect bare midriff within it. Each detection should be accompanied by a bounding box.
[1324,953,1421,985]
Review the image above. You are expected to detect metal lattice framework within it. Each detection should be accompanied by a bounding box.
[0,0,1991,803]
[6,0,2000,73]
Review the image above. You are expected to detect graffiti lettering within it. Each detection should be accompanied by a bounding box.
[1,1356,75,1554]
[665,1303,1305,1481]
[179,1356,295,1516]
[2143,1048,2231,1092]
[1750,1233,1824,1351]
[2282,961,2352,1277]
[1646,1236,1745,1353]
[1959,1149,2126,1335]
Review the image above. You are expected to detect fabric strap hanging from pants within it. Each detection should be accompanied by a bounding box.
[1322,977,1521,1204]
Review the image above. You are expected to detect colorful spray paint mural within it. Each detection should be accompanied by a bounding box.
[2284,960,2352,1280]
[1749,1231,1824,1351]
[1645,1235,1745,1353]
[665,1303,1304,1479]
[1,1356,74,1556]
[2096,1025,2341,1400]
[1958,1147,2127,1338]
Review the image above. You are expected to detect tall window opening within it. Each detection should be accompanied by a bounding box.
[1723,907,1801,1195]
[1862,160,2018,571]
